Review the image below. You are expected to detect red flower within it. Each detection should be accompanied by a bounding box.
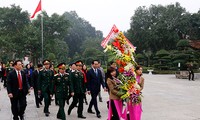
[112,41,120,48]
[118,67,125,73]
[135,89,140,94]
[116,60,127,68]
[121,61,127,67]
[116,59,121,65]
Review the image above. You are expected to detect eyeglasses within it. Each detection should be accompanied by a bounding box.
[76,65,83,67]
[59,68,66,70]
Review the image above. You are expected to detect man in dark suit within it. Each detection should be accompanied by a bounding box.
[31,64,43,108]
[87,60,107,118]
[7,60,29,120]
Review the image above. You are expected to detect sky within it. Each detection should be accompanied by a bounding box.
[1,0,200,37]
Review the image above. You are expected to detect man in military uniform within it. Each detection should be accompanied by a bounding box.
[66,62,76,105]
[68,61,87,119]
[38,60,54,117]
[6,60,14,74]
[5,60,14,87]
[52,63,69,120]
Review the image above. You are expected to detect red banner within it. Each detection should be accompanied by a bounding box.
[101,25,135,49]
[101,24,119,48]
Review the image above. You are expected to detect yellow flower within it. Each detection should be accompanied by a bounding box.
[104,45,112,52]
[129,46,136,53]
[123,54,131,62]
[121,92,130,99]
[120,83,129,90]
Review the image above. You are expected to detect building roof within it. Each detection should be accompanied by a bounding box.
[189,40,200,50]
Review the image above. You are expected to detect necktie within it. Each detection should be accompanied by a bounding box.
[18,71,23,89]
[95,69,98,76]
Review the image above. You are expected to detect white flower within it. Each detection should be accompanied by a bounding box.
[134,82,141,89]
[116,50,122,56]
[124,63,134,71]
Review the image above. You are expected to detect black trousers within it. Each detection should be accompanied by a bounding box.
[57,98,66,120]
[66,90,72,104]
[110,100,120,120]
[0,72,2,81]
[34,89,43,107]
[88,92,100,114]
[68,93,84,116]
[42,90,51,113]
[10,91,27,120]
[189,71,194,80]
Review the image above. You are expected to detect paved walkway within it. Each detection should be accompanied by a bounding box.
[0,74,200,120]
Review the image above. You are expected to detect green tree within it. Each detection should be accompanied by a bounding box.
[127,2,187,53]
[63,11,103,58]
[32,11,70,62]
[154,49,171,70]
[0,5,30,61]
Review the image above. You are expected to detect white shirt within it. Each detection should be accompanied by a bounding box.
[15,70,22,80]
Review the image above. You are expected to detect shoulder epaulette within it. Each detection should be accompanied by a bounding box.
[54,73,59,76]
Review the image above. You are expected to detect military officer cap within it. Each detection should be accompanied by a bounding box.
[9,60,14,64]
[69,62,75,67]
[75,60,83,66]
[57,63,66,69]
[43,59,50,65]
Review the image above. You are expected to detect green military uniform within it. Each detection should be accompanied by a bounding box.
[6,67,14,74]
[38,60,54,116]
[53,72,69,120]
[68,68,86,118]
[5,65,14,87]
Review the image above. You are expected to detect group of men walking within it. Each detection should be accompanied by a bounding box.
[4,59,107,120]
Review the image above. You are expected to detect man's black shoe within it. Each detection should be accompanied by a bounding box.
[39,101,42,105]
[57,116,62,119]
[99,98,103,102]
[87,110,95,114]
[97,114,101,118]
[85,100,88,105]
[68,109,72,115]
[66,100,69,105]
[36,105,40,108]
[78,115,86,119]
[20,115,24,120]
[45,113,49,117]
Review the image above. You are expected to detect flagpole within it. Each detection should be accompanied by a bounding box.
[41,14,44,61]
[40,0,44,61]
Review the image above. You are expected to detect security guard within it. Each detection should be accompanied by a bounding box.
[68,61,87,119]
[52,63,69,120]
[38,59,54,117]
